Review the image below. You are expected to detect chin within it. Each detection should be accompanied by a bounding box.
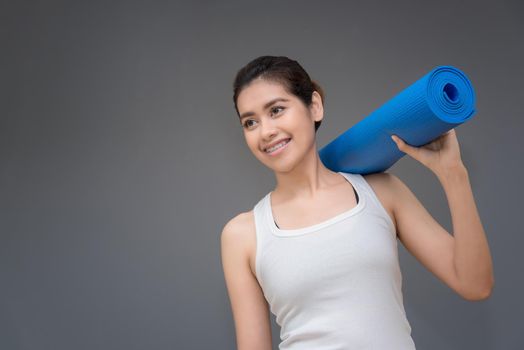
[267,159,300,174]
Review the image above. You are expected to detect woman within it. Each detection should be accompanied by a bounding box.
[220,55,494,350]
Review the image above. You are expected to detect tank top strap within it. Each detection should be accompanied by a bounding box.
[341,171,396,236]
[253,193,271,237]
[252,193,274,281]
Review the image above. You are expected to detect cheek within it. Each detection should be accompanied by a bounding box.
[289,114,315,137]
[244,134,260,153]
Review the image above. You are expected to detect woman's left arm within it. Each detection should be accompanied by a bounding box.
[391,129,495,300]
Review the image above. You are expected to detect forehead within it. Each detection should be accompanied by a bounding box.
[236,79,293,112]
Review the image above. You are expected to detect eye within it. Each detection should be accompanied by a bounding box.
[241,106,285,130]
[271,106,285,116]
[242,119,257,129]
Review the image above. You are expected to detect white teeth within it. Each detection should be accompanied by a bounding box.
[266,139,290,153]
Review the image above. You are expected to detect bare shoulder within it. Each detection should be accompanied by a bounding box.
[362,172,399,229]
[221,210,258,276]
[221,211,273,348]
[362,171,398,190]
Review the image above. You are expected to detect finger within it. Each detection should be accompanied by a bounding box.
[391,135,412,154]
[443,129,455,138]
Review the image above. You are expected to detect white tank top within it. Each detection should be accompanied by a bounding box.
[253,171,416,349]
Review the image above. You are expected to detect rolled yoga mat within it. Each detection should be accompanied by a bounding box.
[318,65,476,175]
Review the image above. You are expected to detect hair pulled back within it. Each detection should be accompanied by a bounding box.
[233,55,324,133]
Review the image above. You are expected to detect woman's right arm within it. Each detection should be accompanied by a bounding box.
[221,212,273,350]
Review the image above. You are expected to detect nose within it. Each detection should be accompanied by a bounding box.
[260,117,278,141]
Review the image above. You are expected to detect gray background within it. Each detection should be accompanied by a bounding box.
[1,0,522,349]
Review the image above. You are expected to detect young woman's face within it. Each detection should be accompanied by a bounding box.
[236,78,323,172]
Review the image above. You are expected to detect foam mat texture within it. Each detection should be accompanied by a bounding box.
[318,66,476,175]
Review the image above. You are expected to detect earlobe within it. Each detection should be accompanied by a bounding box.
[314,109,324,123]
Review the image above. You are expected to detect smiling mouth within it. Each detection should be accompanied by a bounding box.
[265,138,291,154]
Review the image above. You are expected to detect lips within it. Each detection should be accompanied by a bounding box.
[263,138,291,152]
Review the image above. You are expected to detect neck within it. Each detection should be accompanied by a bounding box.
[272,142,339,200]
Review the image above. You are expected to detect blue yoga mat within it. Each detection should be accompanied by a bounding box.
[318,65,476,175]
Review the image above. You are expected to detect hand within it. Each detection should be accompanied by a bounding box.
[391,129,464,176]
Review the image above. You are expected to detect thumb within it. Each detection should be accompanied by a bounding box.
[391,135,414,155]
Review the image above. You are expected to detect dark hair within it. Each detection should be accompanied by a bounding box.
[233,56,325,133]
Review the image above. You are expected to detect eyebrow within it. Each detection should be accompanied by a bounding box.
[239,97,290,120]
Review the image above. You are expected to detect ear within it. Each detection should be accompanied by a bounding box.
[310,91,324,123]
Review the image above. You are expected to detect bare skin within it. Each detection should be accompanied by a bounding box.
[221,77,494,349]
[244,173,395,277]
